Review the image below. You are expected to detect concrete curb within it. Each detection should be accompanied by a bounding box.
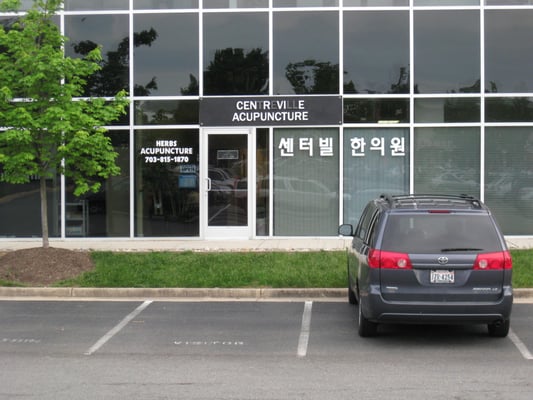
[0,287,348,300]
[0,287,532,301]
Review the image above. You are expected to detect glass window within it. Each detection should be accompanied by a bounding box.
[65,15,129,97]
[485,10,533,93]
[486,98,533,122]
[135,100,199,125]
[274,0,338,6]
[415,0,479,5]
[414,10,480,94]
[65,0,128,11]
[5,0,34,10]
[344,0,408,5]
[382,214,503,254]
[0,174,60,238]
[486,1,532,4]
[65,132,130,237]
[273,128,339,236]
[134,0,198,8]
[135,130,199,237]
[415,98,480,123]
[343,128,409,226]
[414,127,480,197]
[204,0,268,7]
[134,14,198,96]
[273,11,339,95]
[485,127,533,235]
[344,11,409,94]
[203,13,268,95]
[256,129,270,236]
[344,99,409,123]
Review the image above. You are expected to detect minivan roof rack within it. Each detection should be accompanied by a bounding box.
[379,193,483,209]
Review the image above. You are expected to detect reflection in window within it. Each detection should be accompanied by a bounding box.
[135,130,200,237]
[273,128,339,236]
[485,10,533,93]
[344,99,409,123]
[256,129,269,236]
[486,98,533,122]
[65,0,128,10]
[0,174,60,238]
[414,127,480,197]
[134,14,198,96]
[414,10,480,94]
[414,0,478,4]
[485,1,533,4]
[135,100,199,125]
[203,13,268,95]
[273,12,339,95]
[344,0,408,5]
[204,0,268,7]
[343,128,409,226]
[485,127,533,235]
[274,0,338,6]
[134,0,199,8]
[6,0,34,10]
[415,98,480,123]
[65,15,130,97]
[65,132,130,237]
[344,11,409,94]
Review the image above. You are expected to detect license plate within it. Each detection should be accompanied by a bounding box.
[430,270,455,284]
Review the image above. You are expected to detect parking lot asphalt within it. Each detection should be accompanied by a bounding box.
[1,300,532,400]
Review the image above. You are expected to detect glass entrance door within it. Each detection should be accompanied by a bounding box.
[204,129,252,238]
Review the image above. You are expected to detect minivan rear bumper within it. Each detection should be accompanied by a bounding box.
[364,285,513,325]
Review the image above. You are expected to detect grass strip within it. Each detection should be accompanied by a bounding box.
[19,248,533,289]
[60,251,348,289]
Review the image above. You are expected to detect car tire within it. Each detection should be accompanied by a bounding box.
[358,302,377,337]
[488,319,510,338]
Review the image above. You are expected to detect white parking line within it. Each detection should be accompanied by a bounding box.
[508,329,533,360]
[297,301,313,357]
[84,300,153,356]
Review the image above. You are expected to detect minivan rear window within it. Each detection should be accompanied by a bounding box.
[381,214,503,254]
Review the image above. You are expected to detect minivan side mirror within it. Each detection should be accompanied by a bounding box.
[338,224,354,236]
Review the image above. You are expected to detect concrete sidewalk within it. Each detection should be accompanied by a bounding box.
[1,236,532,252]
[0,237,352,252]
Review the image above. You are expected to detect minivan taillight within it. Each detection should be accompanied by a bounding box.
[368,249,412,269]
[473,251,512,270]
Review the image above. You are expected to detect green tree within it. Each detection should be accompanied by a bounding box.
[0,0,128,247]
[285,60,339,94]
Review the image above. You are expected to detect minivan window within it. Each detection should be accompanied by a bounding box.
[381,214,503,254]
[355,204,375,241]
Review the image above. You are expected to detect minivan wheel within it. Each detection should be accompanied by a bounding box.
[488,319,510,338]
[358,303,377,337]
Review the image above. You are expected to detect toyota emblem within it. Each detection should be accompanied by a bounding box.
[437,256,449,265]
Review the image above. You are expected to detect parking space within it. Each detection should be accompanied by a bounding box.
[0,301,141,355]
[307,302,531,363]
[99,301,305,356]
[0,300,532,362]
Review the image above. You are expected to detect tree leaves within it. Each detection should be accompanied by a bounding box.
[0,0,129,245]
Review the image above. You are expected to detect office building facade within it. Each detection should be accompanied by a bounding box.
[1,0,533,242]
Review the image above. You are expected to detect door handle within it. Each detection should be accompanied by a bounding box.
[206,177,211,191]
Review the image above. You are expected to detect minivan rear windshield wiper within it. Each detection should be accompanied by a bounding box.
[441,248,483,252]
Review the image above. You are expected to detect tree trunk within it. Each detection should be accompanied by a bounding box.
[40,176,49,248]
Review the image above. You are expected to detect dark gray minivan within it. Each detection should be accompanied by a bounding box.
[339,194,513,337]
